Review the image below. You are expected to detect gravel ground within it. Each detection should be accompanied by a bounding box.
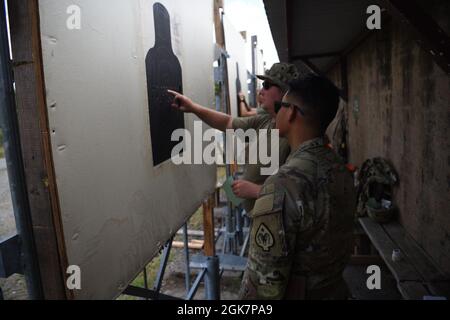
[0,159,16,240]
[0,159,28,300]
[159,247,242,300]
[0,274,28,300]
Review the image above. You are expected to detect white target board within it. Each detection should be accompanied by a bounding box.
[223,16,249,117]
[38,0,216,299]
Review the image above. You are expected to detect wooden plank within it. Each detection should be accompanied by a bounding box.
[360,218,450,299]
[213,0,224,48]
[202,196,215,256]
[176,229,219,237]
[8,0,68,299]
[354,223,367,235]
[359,218,422,282]
[349,255,384,266]
[383,222,450,282]
[427,281,450,298]
[383,0,450,75]
[291,51,341,61]
[397,281,429,300]
[172,240,204,250]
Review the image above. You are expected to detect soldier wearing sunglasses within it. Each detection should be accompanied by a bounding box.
[168,63,299,214]
[240,74,356,300]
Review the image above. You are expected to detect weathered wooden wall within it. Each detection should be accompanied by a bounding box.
[331,0,449,273]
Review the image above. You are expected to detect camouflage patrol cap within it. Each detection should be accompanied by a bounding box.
[257,63,300,92]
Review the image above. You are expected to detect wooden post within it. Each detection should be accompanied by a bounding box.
[214,0,225,48]
[202,195,215,257]
[8,0,69,299]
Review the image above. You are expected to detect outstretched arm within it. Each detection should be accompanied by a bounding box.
[168,90,233,132]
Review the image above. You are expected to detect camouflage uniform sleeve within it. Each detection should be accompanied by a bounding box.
[232,115,262,131]
[239,177,303,300]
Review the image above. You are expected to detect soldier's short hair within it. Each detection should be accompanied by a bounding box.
[288,74,340,133]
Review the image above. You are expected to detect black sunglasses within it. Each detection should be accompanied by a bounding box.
[262,81,279,90]
[274,101,305,116]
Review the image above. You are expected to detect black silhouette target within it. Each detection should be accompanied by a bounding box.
[146,3,184,166]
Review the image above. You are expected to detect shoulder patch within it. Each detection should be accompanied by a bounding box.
[255,223,275,252]
[250,192,287,256]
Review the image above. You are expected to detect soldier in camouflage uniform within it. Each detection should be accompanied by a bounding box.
[230,63,298,212]
[169,63,300,213]
[240,74,356,300]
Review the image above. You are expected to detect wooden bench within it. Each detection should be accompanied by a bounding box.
[359,217,450,300]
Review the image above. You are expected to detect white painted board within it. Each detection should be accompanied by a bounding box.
[38,0,216,299]
[223,16,249,117]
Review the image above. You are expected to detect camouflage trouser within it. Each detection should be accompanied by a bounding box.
[239,273,349,300]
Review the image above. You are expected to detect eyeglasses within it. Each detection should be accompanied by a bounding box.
[274,101,305,116]
[262,81,279,90]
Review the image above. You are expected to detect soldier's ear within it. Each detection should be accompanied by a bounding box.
[288,106,297,122]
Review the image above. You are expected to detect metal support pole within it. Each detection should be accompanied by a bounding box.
[223,203,236,254]
[152,238,172,299]
[217,7,238,257]
[143,262,148,288]
[182,223,191,296]
[240,233,250,257]
[221,53,236,255]
[186,268,206,300]
[235,207,244,245]
[204,256,220,300]
[143,266,148,300]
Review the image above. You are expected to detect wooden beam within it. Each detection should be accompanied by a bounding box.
[172,240,204,251]
[202,196,215,257]
[213,0,225,48]
[397,281,429,300]
[349,254,384,265]
[383,223,450,282]
[176,229,219,237]
[214,5,232,118]
[340,56,348,102]
[291,51,342,61]
[359,218,423,283]
[382,0,450,75]
[8,0,69,299]
[360,217,450,299]
[299,58,323,76]
[285,0,294,62]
